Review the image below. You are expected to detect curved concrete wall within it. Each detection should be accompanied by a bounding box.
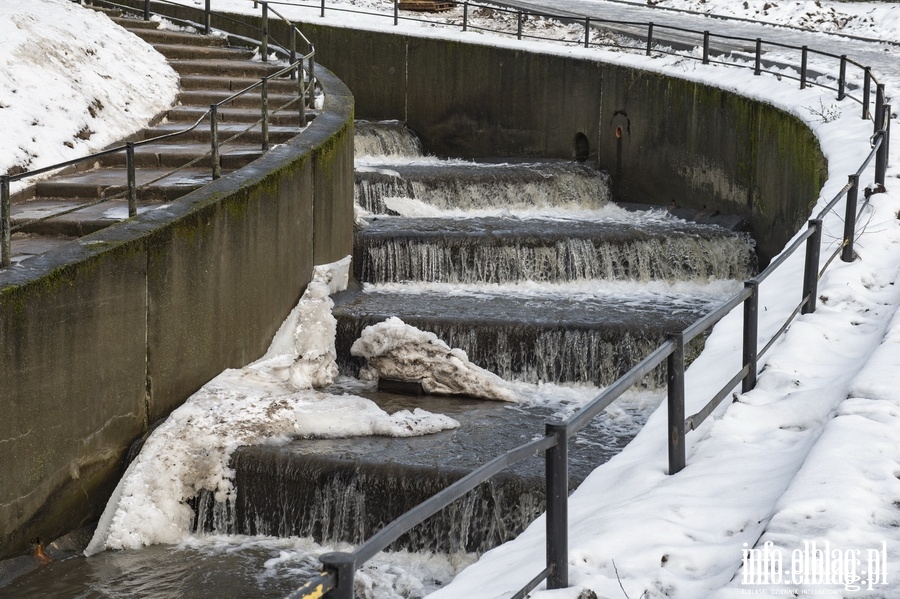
[292,23,826,263]
[0,66,354,560]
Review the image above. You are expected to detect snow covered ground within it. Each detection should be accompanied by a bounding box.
[3,0,900,598]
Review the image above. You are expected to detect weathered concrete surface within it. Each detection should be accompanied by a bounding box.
[0,66,354,560]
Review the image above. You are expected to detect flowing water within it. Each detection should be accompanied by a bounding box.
[2,121,756,598]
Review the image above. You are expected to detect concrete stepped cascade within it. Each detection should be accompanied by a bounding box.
[7,5,314,264]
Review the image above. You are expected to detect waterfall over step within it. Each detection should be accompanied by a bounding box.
[356,216,756,285]
[355,120,423,158]
[355,162,611,214]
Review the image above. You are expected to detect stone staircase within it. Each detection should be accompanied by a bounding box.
[9,5,312,261]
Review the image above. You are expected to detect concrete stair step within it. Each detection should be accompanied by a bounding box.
[129,28,228,47]
[6,232,77,266]
[169,58,285,78]
[9,199,142,236]
[98,141,264,169]
[176,89,299,109]
[112,16,161,30]
[179,74,301,93]
[144,122,300,144]
[33,168,215,201]
[84,4,122,18]
[151,43,254,61]
[165,105,313,128]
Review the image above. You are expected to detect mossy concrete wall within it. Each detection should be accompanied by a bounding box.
[0,66,354,560]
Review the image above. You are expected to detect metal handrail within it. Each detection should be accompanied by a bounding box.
[280,4,893,597]
[0,0,317,267]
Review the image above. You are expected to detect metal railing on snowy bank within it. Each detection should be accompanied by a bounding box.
[282,4,893,598]
[270,0,887,117]
[0,0,316,267]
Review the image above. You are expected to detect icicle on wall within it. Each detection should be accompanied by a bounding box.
[355,234,757,285]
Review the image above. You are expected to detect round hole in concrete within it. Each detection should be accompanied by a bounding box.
[574,132,590,162]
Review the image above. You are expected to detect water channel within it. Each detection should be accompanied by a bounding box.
[1,121,756,598]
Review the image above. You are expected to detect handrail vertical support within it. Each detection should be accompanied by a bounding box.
[754,38,761,76]
[584,17,590,48]
[1,175,10,268]
[319,552,356,599]
[261,76,270,152]
[299,62,307,128]
[394,0,399,25]
[841,176,859,263]
[126,142,137,218]
[289,28,297,80]
[742,280,759,393]
[874,84,885,136]
[204,0,211,35]
[517,12,523,40]
[667,332,686,474]
[702,31,710,64]
[143,0,150,21]
[838,55,847,101]
[545,421,569,590]
[307,53,316,108]
[260,2,269,61]
[646,22,654,56]
[802,219,823,312]
[885,104,892,170]
[210,104,221,180]
[862,67,871,120]
[800,46,808,89]
[320,0,325,18]
[463,1,468,31]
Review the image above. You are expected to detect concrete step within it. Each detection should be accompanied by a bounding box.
[151,43,254,61]
[144,122,301,145]
[112,16,160,30]
[84,4,122,18]
[176,88,299,109]
[179,74,301,93]
[5,232,77,266]
[33,168,215,201]
[10,199,137,236]
[98,141,264,169]
[129,28,228,47]
[168,58,285,78]
[165,105,313,128]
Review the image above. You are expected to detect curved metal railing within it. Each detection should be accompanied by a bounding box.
[279,2,893,598]
[0,0,317,267]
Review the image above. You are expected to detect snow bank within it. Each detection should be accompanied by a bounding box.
[351,316,519,402]
[0,0,178,184]
[85,259,458,555]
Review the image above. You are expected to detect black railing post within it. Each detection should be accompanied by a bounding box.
[667,332,686,474]
[1,175,10,267]
[517,12,523,40]
[646,22,653,56]
[875,105,890,185]
[204,0,211,35]
[289,28,297,80]
[838,55,847,101]
[800,46,808,89]
[841,175,859,262]
[210,104,221,180]
[862,67,871,120]
[874,84,885,136]
[754,38,761,76]
[261,1,269,61]
[143,0,150,21]
[462,1,468,31]
[126,142,137,218]
[584,17,590,48]
[394,0,398,25]
[802,219,822,313]
[742,280,759,393]
[319,552,356,599]
[299,62,307,128]
[545,421,569,590]
[320,0,325,18]
[702,31,710,64]
[261,76,270,151]
[307,53,316,107]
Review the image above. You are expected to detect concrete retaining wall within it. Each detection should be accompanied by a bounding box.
[0,65,354,560]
